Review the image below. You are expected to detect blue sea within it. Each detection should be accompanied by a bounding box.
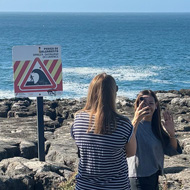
[0,12,190,100]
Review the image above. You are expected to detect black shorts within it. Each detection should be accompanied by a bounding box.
[129,171,159,190]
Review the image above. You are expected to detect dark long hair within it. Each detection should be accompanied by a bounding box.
[134,90,170,147]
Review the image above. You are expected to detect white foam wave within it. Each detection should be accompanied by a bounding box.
[62,65,159,81]
[60,65,165,99]
[0,86,138,100]
[62,80,139,99]
[62,81,89,98]
[0,65,165,100]
[151,79,172,84]
[181,81,190,84]
[0,90,14,99]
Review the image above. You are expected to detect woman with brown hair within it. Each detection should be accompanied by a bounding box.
[71,73,136,190]
[127,90,182,190]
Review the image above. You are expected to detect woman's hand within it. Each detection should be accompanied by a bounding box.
[162,110,175,137]
[132,101,150,133]
[133,101,150,123]
[162,110,178,150]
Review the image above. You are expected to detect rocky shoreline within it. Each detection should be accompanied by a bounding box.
[0,89,190,190]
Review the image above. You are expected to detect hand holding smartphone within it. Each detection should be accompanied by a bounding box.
[133,96,151,126]
[140,97,148,108]
[139,97,150,115]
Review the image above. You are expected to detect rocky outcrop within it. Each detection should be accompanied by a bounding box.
[0,89,189,189]
[0,157,72,190]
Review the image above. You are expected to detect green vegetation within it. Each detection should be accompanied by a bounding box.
[58,172,76,190]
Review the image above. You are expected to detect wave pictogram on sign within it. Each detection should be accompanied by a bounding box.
[19,57,57,91]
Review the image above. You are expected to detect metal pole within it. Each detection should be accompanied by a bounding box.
[37,96,45,161]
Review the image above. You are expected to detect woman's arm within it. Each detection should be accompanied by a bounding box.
[162,110,178,150]
[125,132,137,157]
[168,136,178,150]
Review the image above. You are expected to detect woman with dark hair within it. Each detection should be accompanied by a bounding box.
[71,73,136,190]
[127,90,182,190]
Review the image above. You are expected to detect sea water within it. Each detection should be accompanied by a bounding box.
[0,12,190,99]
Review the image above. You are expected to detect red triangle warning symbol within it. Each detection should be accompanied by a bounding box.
[20,57,57,91]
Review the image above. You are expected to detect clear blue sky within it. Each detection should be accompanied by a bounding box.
[0,0,190,12]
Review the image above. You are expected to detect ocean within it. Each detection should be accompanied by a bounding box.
[0,12,190,100]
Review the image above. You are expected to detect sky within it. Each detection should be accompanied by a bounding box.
[0,0,190,13]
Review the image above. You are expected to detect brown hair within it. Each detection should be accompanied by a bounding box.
[81,73,118,134]
[134,90,170,147]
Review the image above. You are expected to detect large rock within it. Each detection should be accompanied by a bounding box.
[0,101,11,117]
[156,92,181,103]
[45,121,79,170]
[0,157,70,190]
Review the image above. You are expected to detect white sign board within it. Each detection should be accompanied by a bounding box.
[12,45,63,97]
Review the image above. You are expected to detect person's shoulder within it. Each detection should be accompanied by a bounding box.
[116,114,132,125]
[115,114,133,135]
[75,110,90,119]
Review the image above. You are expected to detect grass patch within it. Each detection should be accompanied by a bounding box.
[58,171,77,190]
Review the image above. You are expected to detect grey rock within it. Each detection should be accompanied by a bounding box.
[19,141,38,159]
[0,101,11,117]
[156,92,181,102]
[0,157,68,190]
[171,97,190,107]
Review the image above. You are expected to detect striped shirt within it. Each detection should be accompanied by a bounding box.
[71,111,133,190]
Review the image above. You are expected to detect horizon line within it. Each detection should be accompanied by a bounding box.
[0,11,190,14]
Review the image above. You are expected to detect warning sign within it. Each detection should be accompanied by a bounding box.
[20,57,57,90]
[12,45,63,97]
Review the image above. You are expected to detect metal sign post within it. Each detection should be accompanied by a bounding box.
[37,96,45,161]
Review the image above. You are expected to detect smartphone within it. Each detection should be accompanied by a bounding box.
[140,97,147,108]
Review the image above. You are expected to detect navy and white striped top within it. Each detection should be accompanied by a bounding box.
[71,111,133,190]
